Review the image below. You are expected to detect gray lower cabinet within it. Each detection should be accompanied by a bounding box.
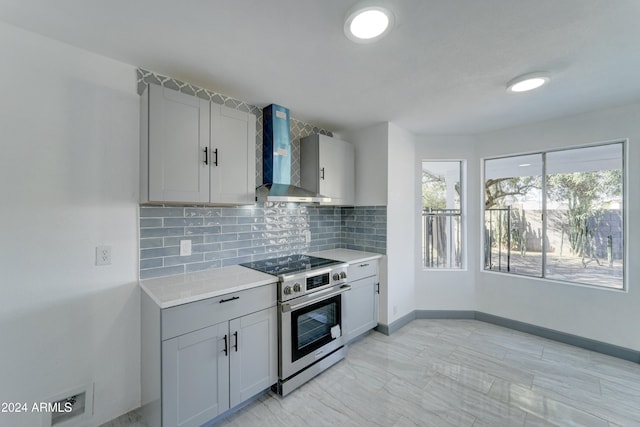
[141,283,277,427]
[162,322,229,427]
[228,309,277,407]
[344,260,379,342]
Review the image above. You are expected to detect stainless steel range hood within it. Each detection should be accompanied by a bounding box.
[256,183,331,203]
[257,104,331,204]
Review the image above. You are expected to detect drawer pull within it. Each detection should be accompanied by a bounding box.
[219,296,239,304]
[359,263,370,267]
[223,334,228,356]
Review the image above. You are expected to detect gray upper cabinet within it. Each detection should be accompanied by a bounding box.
[210,104,256,205]
[140,83,256,205]
[300,134,355,205]
[142,83,210,203]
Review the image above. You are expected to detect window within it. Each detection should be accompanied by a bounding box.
[484,154,542,276]
[483,142,624,289]
[422,161,464,269]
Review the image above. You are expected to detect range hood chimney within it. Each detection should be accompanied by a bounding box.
[256,104,331,203]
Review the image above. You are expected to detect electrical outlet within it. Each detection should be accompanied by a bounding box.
[96,246,112,266]
[303,230,311,244]
[180,240,192,256]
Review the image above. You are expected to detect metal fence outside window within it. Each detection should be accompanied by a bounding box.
[422,208,462,269]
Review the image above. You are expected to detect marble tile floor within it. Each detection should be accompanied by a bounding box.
[101,319,640,427]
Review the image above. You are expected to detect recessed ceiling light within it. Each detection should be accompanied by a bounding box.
[344,2,395,43]
[507,72,551,93]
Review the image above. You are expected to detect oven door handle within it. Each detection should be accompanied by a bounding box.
[281,285,351,313]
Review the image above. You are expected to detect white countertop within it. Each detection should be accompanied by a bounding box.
[140,265,278,309]
[310,248,384,264]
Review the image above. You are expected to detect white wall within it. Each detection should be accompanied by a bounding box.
[474,102,640,351]
[340,123,390,324]
[341,122,417,325]
[0,22,140,426]
[386,123,417,323]
[414,135,477,310]
[338,123,388,206]
[340,101,639,351]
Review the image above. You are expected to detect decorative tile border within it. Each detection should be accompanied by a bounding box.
[136,68,259,115]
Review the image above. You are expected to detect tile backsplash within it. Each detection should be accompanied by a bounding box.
[341,206,387,252]
[139,204,386,279]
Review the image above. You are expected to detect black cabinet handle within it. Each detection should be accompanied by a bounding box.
[359,263,370,267]
[204,147,209,165]
[233,331,238,352]
[320,167,325,180]
[223,334,228,356]
[376,283,380,294]
[214,148,219,166]
[219,296,239,304]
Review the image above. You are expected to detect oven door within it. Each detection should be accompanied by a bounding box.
[280,284,351,380]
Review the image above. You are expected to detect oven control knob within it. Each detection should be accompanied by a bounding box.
[332,273,340,281]
[283,285,293,295]
[293,283,302,292]
[340,271,347,279]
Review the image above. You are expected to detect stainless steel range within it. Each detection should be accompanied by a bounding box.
[240,255,350,396]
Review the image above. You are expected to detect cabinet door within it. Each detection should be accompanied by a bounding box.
[318,135,355,205]
[148,84,210,203]
[210,104,256,205]
[344,275,378,342]
[229,307,277,408]
[162,322,229,427]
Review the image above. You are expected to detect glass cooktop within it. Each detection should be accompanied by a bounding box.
[240,255,341,276]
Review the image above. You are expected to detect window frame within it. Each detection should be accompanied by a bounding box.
[480,140,627,291]
[421,159,467,271]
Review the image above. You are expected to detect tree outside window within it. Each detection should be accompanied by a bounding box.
[483,143,624,289]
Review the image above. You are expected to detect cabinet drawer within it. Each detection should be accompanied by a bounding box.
[162,283,277,340]
[348,260,378,282]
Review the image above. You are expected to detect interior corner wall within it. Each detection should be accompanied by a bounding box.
[339,123,390,324]
[386,123,417,323]
[474,102,640,351]
[0,21,140,426]
[414,135,477,310]
[337,123,389,207]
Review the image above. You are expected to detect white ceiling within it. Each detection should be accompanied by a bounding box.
[2,0,640,135]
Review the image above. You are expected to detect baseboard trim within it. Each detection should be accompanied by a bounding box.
[415,310,476,319]
[474,312,640,363]
[376,310,639,363]
[375,311,416,335]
